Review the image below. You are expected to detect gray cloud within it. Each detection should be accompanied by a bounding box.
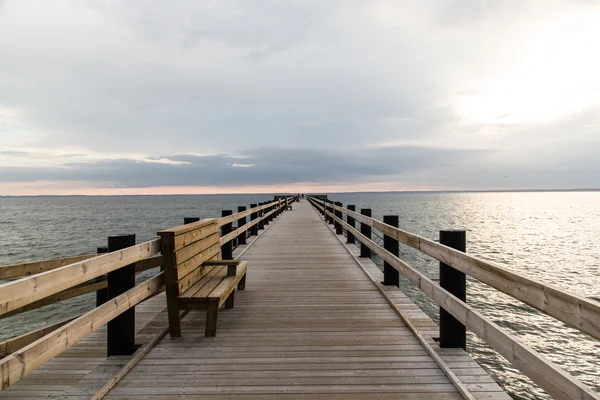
[0,145,493,187]
[0,1,599,192]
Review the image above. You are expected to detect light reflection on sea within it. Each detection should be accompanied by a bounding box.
[0,192,599,399]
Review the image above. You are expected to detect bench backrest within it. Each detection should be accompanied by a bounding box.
[158,219,222,296]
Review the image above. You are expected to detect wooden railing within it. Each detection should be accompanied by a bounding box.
[308,196,600,400]
[0,195,296,391]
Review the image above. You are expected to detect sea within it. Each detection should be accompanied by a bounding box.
[1,191,599,399]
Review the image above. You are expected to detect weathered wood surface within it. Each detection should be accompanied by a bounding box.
[315,198,600,400]
[0,292,168,399]
[0,227,270,399]
[0,239,161,317]
[316,198,600,343]
[104,200,505,399]
[0,255,97,280]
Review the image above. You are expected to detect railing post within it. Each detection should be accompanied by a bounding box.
[326,201,333,224]
[107,234,136,356]
[95,246,108,307]
[258,203,265,230]
[360,208,372,258]
[184,217,199,224]
[250,203,258,236]
[347,205,355,244]
[237,206,247,245]
[382,215,400,287]
[439,230,467,350]
[335,202,343,234]
[221,210,233,260]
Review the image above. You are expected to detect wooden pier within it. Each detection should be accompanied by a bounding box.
[0,197,598,399]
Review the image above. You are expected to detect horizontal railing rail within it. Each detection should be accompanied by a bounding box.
[0,254,164,320]
[310,197,600,341]
[0,239,161,318]
[220,205,280,246]
[0,254,98,280]
[308,196,600,400]
[216,198,292,227]
[0,272,164,389]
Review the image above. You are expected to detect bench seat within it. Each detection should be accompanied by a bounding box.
[178,262,247,309]
[159,219,249,337]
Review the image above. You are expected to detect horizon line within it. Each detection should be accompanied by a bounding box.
[1,187,599,197]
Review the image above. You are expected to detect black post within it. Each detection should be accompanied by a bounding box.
[258,203,265,230]
[326,201,333,224]
[347,205,356,244]
[237,206,247,245]
[184,217,199,224]
[439,230,467,350]
[360,209,372,258]
[263,202,270,226]
[335,202,343,234]
[96,246,108,307]
[107,234,136,356]
[250,204,258,236]
[221,210,233,260]
[382,215,400,287]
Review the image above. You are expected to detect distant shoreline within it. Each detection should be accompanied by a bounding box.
[1,188,599,197]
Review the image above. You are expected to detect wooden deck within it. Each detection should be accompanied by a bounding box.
[1,200,509,399]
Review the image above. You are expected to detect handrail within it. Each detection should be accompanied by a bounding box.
[217,197,293,227]
[0,254,163,282]
[219,206,280,245]
[308,196,600,400]
[0,272,164,389]
[0,238,161,317]
[309,197,600,342]
[0,254,163,320]
[0,254,97,280]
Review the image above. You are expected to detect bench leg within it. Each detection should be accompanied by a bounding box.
[225,290,235,309]
[238,273,247,291]
[166,302,182,338]
[205,301,219,337]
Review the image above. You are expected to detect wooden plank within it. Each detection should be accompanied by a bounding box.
[134,255,163,273]
[0,273,164,390]
[0,254,96,280]
[210,263,247,304]
[173,221,219,251]
[176,242,221,281]
[183,267,227,299]
[174,232,219,265]
[220,208,277,245]
[158,218,216,236]
[1,281,107,319]
[318,198,600,343]
[217,201,279,227]
[0,239,161,317]
[323,205,600,400]
[179,266,225,300]
[0,316,80,357]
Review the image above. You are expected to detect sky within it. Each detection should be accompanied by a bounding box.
[0,0,599,195]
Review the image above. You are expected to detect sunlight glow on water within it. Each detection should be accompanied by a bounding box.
[0,192,599,399]
[330,192,600,400]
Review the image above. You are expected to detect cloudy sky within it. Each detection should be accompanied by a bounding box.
[1,0,599,195]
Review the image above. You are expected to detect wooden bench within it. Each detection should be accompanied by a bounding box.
[158,219,247,337]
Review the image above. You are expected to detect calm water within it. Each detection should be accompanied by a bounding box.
[1,192,599,399]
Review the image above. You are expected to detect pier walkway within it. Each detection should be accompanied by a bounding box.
[104,200,505,399]
[9,197,573,399]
